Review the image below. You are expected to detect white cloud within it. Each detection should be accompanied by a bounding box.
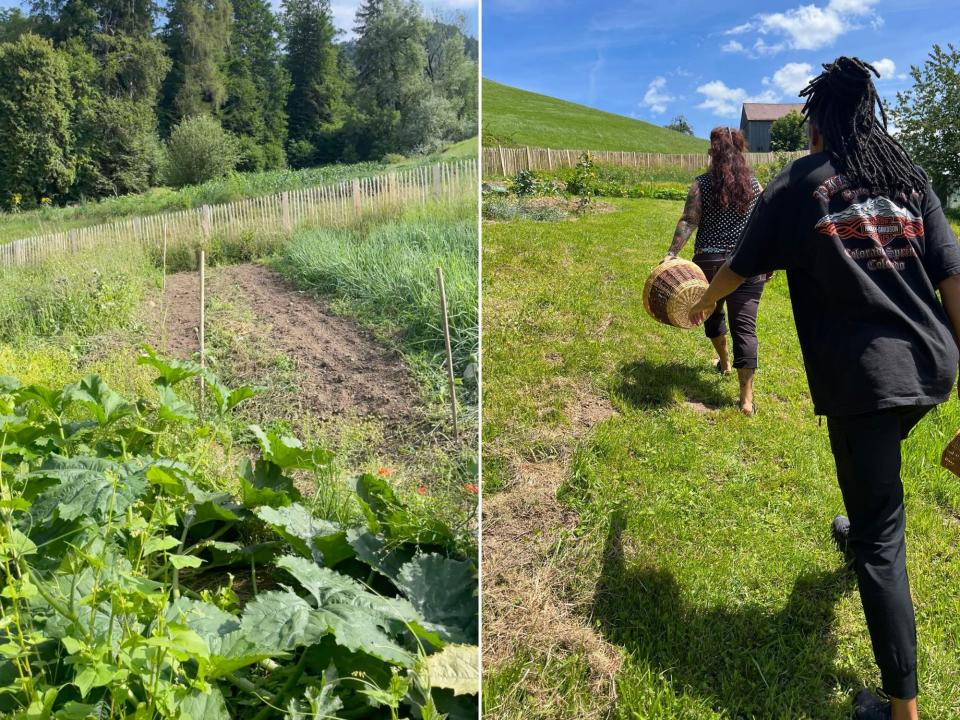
[870,57,906,80]
[827,0,876,15]
[696,80,778,117]
[642,76,675,115]
[753,38,785,55]
[724,21,755,35]
[723,0,880,55]
[722,40,746,54]
[871,58,896,78]
[767,62,814,97]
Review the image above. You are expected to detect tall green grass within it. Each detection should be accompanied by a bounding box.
[0,245,156,342]
[277,201,478,376]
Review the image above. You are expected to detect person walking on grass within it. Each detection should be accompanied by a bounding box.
[663,127,765,416]
[689,56,960,720]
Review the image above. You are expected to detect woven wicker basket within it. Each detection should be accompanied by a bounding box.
[941,430,960,477]
[642,258,708,329]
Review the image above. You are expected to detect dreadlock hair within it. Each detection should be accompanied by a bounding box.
[800,56,927,198]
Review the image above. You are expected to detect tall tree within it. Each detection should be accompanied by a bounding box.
[282,0,345,166]
[770,110,806,151]
[223,0,289,170]
[351,0,437,157]
[892,44,960,199]
[0,33,75,205]
[664,115,694,136]
[160,0,233,131]
[424,17,477,137]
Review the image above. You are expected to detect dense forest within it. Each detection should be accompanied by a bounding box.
[0,0,478,208]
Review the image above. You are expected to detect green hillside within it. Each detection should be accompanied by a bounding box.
[482,79,708,153]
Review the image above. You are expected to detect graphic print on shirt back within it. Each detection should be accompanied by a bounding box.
[813,175,924,273]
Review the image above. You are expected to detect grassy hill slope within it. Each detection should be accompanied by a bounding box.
[482,79,708,153]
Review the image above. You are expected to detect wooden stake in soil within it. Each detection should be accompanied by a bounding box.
[435,266,459,439]
[198,249,206,410]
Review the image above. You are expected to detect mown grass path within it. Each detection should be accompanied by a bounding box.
[483,197,960,719]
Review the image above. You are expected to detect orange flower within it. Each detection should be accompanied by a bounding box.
[463,482,478,494]
[416,485,428,495]
[377,466,393,477]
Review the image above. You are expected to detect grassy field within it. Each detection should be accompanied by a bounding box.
[0,138,477,245]
[482,197,960,718]
[482,79,708,153]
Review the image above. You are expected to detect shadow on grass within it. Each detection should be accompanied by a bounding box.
[593,511,860,717]
[614,359,733,410]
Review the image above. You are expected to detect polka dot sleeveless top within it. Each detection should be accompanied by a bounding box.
[694,172,762,256]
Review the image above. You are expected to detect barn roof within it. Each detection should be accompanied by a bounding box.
[741,103,805,122]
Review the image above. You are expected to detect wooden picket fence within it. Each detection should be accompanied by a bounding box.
[0,159,477,269]
[482,145,807,177]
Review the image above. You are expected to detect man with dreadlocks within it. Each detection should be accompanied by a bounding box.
[689,56,960,720]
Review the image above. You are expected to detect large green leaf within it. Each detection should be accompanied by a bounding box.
[353,474,455,547]
[165,598,240,637]
[256,505,351,566]
[179,686,230,720]
[28,456,149,523]
[157,384,197,423]
[250,425,331,470]
[286,679,344,720]
[205,630,278,678]
[138,345,203,386]
[347,528,416,582]
[185,480,242,524]
[277,555,417,666]
[240,590,328,652]
[66,375,136,426]
[239,457,296,509]
[396,555,477,644]
[165,599,276,677]
[15,383,71,415]
[204,372,259,416]
[423,645,479,696]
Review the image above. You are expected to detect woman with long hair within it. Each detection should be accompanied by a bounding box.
[663,127,764,415]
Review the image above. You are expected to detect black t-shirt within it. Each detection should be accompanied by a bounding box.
[728,152,960,417]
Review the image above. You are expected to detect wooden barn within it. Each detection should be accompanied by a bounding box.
[740,103,805,152]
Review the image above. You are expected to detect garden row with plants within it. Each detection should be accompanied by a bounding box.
[482,151,798,222]
[0,189,480,717]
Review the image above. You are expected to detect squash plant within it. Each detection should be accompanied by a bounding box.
[0,347,478,719]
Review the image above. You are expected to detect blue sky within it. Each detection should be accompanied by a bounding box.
[0,0,478,38]
[482,0,960,137]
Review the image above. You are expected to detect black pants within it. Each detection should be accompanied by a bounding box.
[695,256,765,370]
[827,405,931,700]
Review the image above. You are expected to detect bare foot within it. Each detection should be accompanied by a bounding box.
[740,402,755,417]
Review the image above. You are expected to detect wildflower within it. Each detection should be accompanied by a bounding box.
[377,466,393,477]
[11,194,21,206]
[463,482,478,494]
[40,197,51,205]
[416,485,428,495]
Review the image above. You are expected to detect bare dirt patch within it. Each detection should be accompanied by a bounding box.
[483,386,622,715]
[154,263,423,427]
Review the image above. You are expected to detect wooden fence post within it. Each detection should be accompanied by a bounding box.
[432,163,442,200]
[352,178,362,216]
[436,266,458,439]
[281,191,292,234]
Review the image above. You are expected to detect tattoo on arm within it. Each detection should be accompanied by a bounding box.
[667,182,702,256]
